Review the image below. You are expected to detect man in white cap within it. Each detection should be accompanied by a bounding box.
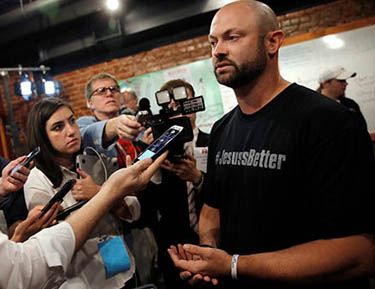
[318,65,367,129]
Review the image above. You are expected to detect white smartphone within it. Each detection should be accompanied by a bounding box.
[133,125,184,163]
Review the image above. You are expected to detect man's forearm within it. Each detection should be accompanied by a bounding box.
[103,117,118,146]
[199,204,221,247]
[65,181,119,250]
[236,234,375,283]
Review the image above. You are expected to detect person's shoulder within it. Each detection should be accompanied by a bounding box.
[210,106,238,136]
[197,129,210,147]
[198,129,210,138]
[25,167,52,189]
[287,83,349,117]
[290,84,362,137]
[286,83,333,104]
[77,115,96,125]
[339,96,360,108]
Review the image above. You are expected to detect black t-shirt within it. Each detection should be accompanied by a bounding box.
[204,84,375,289]
[338,95,368,130]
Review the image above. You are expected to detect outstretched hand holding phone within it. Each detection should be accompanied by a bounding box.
[0,155,34,197]
[133,125,183,163]
[11,147,40,174]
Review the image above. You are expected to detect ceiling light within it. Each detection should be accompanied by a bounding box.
[44,80,56,95]
[20,73,33,100]
[322,35,345,49]
[105,0,120,11]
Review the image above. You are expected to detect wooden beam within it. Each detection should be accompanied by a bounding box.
[282,17,375,47]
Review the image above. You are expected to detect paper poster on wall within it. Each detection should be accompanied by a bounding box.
[218,84,237,114]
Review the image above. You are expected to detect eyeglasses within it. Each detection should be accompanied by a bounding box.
[90,86,120,97]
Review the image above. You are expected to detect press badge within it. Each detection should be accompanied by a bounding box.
[97,236,131,278]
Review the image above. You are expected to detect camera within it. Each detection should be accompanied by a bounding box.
[139,86,205,158]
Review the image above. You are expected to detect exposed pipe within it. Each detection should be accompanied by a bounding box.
[0,0,71,27]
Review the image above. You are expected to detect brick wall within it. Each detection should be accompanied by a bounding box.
[0,0,374,157]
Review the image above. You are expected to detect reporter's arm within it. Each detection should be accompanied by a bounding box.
[0,221,76,289]
[66,153,166,250]
[10,203,60,242]
[0,154,166,289]
[105,115,142,143]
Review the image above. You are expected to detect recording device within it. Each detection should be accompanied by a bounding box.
[133,125,184,163]
[139,98,153,116]
[11,146,40,174]
[56,200,88,220]
[135,110,150,124]
[139,85,205,158]
[40,179,76,218]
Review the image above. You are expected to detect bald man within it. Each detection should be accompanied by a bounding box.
[168,1,375,288]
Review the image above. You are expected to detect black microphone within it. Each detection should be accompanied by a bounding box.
[40,179,76,218]
[139,97,152,115]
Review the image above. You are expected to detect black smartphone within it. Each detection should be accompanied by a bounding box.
[56,200,88,220]
[11,146,40,174]
[40,179,76,218]
[133,125,184,163]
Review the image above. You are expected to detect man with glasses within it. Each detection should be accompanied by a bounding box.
[78,73,144,158]
[317,66,367,130]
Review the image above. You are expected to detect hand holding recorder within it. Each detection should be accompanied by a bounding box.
[40,179,76,218]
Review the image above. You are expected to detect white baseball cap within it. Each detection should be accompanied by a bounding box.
[318,66,356,84]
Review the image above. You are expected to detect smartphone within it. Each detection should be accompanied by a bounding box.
[76,154,100,174]
[133,125,184,163]
[40,179,76,218]
[76,154,106,185]
[11,146,41,174]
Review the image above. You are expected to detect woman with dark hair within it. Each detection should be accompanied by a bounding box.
[24,97,137,289]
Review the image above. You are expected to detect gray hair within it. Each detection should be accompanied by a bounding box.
[85,73,119,102]
[123,88,138,100]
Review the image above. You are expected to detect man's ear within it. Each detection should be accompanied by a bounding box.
[265,30,284,58]
[87,99,92,109]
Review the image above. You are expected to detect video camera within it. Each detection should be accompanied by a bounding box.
[138,85,205,158]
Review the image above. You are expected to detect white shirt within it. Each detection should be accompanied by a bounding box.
[24,166,136,289]
[0,222,75,289]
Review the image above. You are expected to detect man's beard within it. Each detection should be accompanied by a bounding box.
[214,39,267,88]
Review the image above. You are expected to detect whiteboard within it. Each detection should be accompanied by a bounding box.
[279,25,375,133]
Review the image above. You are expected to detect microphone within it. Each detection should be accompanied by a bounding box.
[139,97,152,115]
[40,179,76,217]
